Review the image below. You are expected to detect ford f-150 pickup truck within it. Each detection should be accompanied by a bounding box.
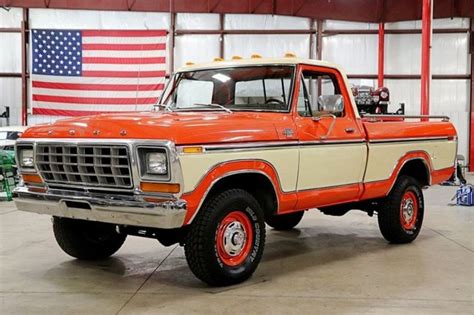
[14,56,457,286]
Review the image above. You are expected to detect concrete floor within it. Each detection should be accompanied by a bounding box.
[0,178,473,314]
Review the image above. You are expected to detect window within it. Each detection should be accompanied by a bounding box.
[160,66,294,112]
[175,80,214,108]
[234,78,291,111]
[297,70,343,117]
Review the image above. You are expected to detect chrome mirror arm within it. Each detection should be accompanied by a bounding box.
[312,113,337,140]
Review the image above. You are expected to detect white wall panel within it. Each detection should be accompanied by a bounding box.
[225,14,310,30]
[432,33,469,74]
[431,79,470,159]
[0,78,21,126]
[323,35,377,74]
[30,9,170,29]
[0,8,22,28]
[224,35,309,60]
[0,33,21,72]
[381,80,421,116]
[386,33,469,75]
[177,13,220,30]
[174,35,220,69]
[324,20,378,30]
[386,18,470,30]
[385,34,421,75]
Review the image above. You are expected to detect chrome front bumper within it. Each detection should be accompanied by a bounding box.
[13,186,187,229]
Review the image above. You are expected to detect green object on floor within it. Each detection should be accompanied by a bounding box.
[0,150,17,201]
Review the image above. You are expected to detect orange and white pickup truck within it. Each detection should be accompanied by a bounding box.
[14,57,457,286]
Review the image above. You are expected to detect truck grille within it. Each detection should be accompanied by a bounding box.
[35,144,133,189]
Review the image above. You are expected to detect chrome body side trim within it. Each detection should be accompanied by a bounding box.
[368,136,449,143]
[363,114,450,121]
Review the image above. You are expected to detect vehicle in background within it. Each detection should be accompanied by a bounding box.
[352,85,391,114]
[13,57,457,286]
[0,126,27,151]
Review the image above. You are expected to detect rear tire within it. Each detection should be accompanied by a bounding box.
[265,211,304,230]
[53,217,126,260]
[378,176,424,244]
[184,189,266,286]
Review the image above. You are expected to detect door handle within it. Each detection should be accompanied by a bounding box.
[345,128,355,133]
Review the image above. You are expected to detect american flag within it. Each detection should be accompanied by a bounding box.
[31,29,167,116]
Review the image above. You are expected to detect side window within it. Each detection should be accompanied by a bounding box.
[297,70,343,117]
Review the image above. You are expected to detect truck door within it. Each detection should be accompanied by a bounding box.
[294,65,367,209]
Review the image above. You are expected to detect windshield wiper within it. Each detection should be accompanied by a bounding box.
[193,103,233,114]
[153,104,173,112]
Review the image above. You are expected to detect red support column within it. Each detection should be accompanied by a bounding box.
[20,8,29,126]
[378,23,385,88]
[420,0,432,115]
[469,21,473,171]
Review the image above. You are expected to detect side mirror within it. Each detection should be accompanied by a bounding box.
[317,94,344,115]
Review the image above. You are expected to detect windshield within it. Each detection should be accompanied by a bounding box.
[159,66,294,112]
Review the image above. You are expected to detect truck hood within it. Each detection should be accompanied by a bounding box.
[21,111,289,145]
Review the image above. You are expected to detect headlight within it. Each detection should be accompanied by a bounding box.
[380,91,389,99]
[138,147,169,179]
[146,152,167,175]
[18,147,34,169]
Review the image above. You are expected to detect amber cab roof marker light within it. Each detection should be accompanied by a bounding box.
[185,61,195,66]
[213,57,224,62]
[284,52,297,58]
[232,55,243,60]
[251,54,262,59]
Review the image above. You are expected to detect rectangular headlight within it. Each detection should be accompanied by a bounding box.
[138,147,169,179]
[18,146,34,169]
[146,152,167,175]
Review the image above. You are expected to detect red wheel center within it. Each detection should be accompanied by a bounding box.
[216,211,253,267]
[400,191,418,230]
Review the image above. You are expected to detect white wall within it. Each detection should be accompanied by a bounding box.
[0,10,471,159]
[0,8,22,126]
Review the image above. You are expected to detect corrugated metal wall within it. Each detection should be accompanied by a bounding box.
[0,9,471,158]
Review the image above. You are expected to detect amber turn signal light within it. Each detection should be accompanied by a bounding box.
[140,182,180,194]
[21,173,44,184]
[182,146,203,154]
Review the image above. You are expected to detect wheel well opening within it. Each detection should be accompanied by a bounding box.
[203,173,278,218]
[398,159,430,187]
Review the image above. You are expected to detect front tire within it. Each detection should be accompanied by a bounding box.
[266,211,304,230]
[378,176,424,244]
[53,217,126,260]
[184,189,266,286]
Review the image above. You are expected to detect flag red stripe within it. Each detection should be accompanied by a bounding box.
[82,70,166,78]
[82,30,167,37]
[82,43,166,51]
[33,95,157,105]
[82,57,166,64]
[32,81,164,91]
[33,108,130,116]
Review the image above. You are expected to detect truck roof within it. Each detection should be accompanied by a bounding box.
[176,57,344,73]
